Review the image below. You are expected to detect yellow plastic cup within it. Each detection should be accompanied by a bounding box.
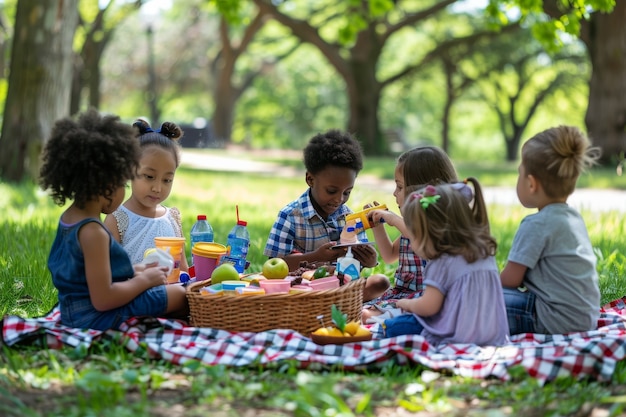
[154,237,186,284]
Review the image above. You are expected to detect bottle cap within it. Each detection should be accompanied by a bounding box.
[179,272,191,283]
[197,215,207,220]
[237,220,247,226]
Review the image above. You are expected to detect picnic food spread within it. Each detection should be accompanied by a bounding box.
[198,259,349,296]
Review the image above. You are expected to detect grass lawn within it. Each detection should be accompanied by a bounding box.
[1,149,626,416]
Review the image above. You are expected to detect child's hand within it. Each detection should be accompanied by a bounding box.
[136,265,169,286]
[133,262,157,273]
[396,298,414,313]
[351,244,378,268]
[369,209,399,228]
[314,242,346,262]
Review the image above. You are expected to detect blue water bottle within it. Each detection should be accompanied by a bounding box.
[190,215,214,250]
[226,219,250,273]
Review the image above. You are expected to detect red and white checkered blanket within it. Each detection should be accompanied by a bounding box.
[4,297,626,385]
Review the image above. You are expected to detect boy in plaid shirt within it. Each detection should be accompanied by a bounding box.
[264,129,389,301]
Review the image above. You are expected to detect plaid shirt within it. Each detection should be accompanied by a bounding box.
[393,236,425,292]
[264,189,365,257]
[366,236,425,306]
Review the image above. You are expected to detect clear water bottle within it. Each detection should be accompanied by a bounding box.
[190,215,214,250]
[226,220,250,273]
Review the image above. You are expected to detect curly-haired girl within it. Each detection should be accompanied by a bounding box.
[382,179,509,346]
[501,125,601,335]
[104,119,189,279]
[40,109,188,331]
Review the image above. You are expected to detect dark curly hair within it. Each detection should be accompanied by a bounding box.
[39,109,139,209]
[303,129,363,174]
[132,119,183,167]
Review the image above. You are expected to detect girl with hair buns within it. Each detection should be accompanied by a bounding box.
[104,119,189,274]
[382,179,509,346]
[40,110,188,331]
[501,125,602,335]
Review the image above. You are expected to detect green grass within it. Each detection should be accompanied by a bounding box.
[1,153,626,415]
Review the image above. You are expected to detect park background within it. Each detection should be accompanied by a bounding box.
[1,0,626,416]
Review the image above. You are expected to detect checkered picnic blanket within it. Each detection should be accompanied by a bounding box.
[4,297,626,385]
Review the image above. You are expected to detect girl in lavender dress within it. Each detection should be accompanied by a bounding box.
[382,179,509,347]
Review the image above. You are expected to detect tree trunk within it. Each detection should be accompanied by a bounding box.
[0,0,79,182]
[346,28,384,155]
[506,127,525,162]
[211,14,268,145]
[441,60,455,154]
[347,58,383,155]
[211,17,238,145]
[212,61,236,144]
[70,54,84,116]
[580,2,626,164]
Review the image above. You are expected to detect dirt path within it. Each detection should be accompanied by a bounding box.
[181,149,626,212]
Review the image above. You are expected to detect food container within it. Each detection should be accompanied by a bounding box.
[259,279,291,294]
[309,275,340,291]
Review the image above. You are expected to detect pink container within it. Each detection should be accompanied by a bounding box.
[259,279,291,294]
[192,242,229,281]
[309,276,340,291]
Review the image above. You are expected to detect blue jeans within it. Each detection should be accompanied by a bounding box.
[503,287,536,335]
[383,314,424,338]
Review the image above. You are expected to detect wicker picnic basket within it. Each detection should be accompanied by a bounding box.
[186,278,365,334]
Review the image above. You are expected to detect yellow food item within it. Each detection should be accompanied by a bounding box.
[354,326,372,337]
[301,270,315,280]
[312,327,330,336]
[327,327,345,337]
[344,321,361,336]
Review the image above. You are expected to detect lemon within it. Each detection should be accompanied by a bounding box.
[344,321,361,336]
[354,327,371,337]
[327,327,345,337]
[312,327,330,336]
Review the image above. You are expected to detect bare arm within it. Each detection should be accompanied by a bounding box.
[368,209,406,263]
[500,261,527,288]
[396,286,444,317]
[370,208,410,237]
[103,213,121,243]
[80,222,168,312]
[179,251,189,272]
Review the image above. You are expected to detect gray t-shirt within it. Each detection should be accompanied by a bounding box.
[416,254,509,346]
[508,203,600,334]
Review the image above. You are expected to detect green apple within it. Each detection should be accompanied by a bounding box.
[211,263,240,284]
[262,257,289,279]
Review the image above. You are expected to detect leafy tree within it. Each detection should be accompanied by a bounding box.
[486,0,623,164]
[232,0,517,155]
[100,0,219,123]
[576,2,625,164]
[470,30,589,161]
[0,0,79,182]
[71,0,144,116]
